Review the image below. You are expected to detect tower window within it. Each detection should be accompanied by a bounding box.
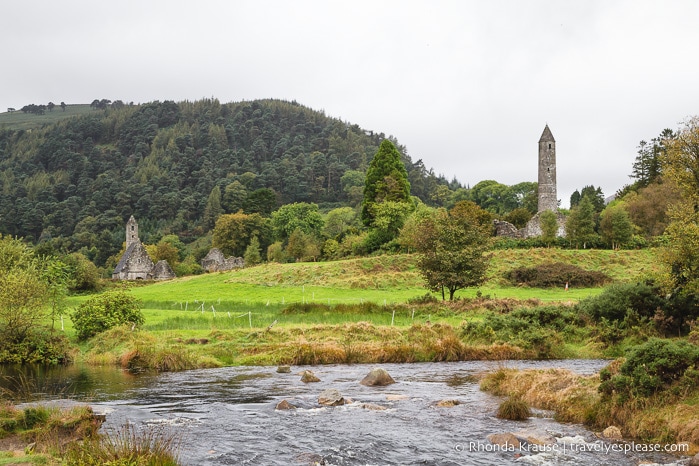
[548,143,552,149]
[131,226,134,231]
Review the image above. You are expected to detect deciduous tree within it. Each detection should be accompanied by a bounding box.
[212,212,271,257]
[599,204,634,249]
[271,202,324,243]
[322,206,358,240]
[659,117,699,296]
[624,180,680,237]
[415,201,492,300]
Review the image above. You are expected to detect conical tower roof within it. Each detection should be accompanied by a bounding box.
[539,124,555,143]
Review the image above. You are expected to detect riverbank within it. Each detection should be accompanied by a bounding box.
[0,401,180,465]
[0,402,100,465]
[479,364,699,455]
[75,296,611,370]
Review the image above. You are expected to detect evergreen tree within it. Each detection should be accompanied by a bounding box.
[569,190,581,208]
[243,236,262,266]
[630,129,674,188]
[539,210,559,247]
[580,185,606,212]
[203,185,223,230]
[566,196,597,248]
[361,140,411,226]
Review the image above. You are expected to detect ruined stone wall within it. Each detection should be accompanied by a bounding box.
[201,248,245,272]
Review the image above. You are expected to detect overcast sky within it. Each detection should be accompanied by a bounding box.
[3,0,699,207]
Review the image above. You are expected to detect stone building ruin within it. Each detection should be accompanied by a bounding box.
[112,216,176,280]
[496,125,566,239]
[201,248,244,272]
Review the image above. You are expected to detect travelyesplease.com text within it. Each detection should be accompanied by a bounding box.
[455,441,688,455]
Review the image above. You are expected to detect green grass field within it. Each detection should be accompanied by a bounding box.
[119,248,657,306]
[0,104,99,130]
[61,248,663,366]
[60,248,658,338]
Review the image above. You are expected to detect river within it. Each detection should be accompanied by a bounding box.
[1,360,689,465]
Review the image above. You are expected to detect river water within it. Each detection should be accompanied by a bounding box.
[1,360,690,465]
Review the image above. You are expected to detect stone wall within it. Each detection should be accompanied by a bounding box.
[201,248,245,272]
[493,220,522,238]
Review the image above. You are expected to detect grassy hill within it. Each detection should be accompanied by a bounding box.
[122,248,661,307]
[0,104,99,130]
[62,248,664,368]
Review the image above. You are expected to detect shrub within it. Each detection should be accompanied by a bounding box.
[282,302,330,315]
[665,291,699,334]
[508,305,580,331]
[496,397,531,420]
[460,309,568,358]
[72,291,144,341]
[62,252,102,292]
[0,329,72,364]
[22,406,50,429]
[621,338,699,396]
[576,282,666,322]
[600,338,699,399]
[505,262,611,288]
[173,259,202,276]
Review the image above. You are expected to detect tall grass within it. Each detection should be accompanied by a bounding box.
[63,422,181,466]
[480,366,699,453]
[0,372,73,403]
[496,397,531,420]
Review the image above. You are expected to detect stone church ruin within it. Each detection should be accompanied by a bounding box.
[112,216,176,280]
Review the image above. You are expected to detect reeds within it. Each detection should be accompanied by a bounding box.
[64,422,181,466]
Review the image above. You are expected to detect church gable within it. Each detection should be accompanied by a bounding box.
[112,216,175,281]
[153,260,176,280]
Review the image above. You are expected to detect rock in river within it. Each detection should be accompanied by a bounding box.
[602,425,622,440]
[486,433,521,449]
[318,389,345,406]
[360,368,395,386]
[436,399,460,407]
[275,400,296,410]
[300,370,320,383]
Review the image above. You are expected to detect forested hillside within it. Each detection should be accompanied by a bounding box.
[0,98,458,265]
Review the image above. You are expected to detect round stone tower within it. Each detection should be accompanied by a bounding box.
[538,125,557,212]
[125,215,139,249]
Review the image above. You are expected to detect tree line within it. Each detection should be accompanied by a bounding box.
[2,95,687,278]
[0,98,469,271]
